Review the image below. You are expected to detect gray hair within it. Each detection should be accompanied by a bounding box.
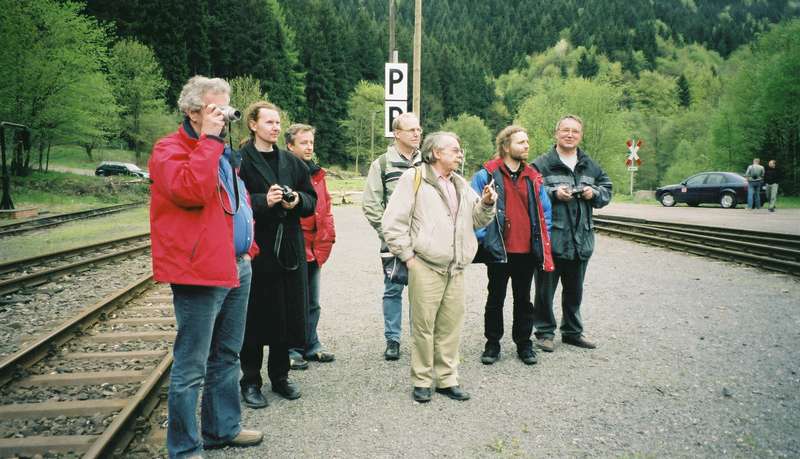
[284,123,316,146]
[554,114,584,133]
[420,131,460,163]
[391,112,419,131]
[177,75,231,114]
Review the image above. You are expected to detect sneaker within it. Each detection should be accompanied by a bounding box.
[518,348,538,365]
[536,337,554,353]
[384,340,400,361]
[204,429,263,449]
[480,343,500,365]
[562,335,596,349]
[290,356,309,370]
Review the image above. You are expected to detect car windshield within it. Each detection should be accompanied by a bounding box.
[126,164,143,172]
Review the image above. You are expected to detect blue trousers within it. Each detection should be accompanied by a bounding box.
[383,275,405,343]
[747,181,762,209]
[167,258,251,458]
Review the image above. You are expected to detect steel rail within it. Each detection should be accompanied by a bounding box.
[0,202,146,238]
[0,274,154,387]
[595,224,800,275]
[0,244,151,296]
[0,232,150,275]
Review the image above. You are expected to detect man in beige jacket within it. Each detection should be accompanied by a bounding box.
[382,131,497,403]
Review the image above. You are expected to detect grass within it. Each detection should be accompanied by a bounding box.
[327,176,366,193]
[0,206,150,262]
[48,144,144,170]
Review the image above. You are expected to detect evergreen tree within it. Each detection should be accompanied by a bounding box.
[677,74,691,107]
[577,51,599,78]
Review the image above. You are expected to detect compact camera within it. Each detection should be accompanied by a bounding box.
[217,105,241,122]
[278,185,294,202]
[570,185,585,197]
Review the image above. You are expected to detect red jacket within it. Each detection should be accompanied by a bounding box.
[149,124,258,287]
[301,165,336,265]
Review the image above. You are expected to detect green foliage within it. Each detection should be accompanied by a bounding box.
[340,81,384,174]
[676,74,691,107]
[438,114,493,174]
[107,39,170,163]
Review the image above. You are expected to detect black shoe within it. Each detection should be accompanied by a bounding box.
[435,385,471,401]
[384,340,400,361]
[413,386,432,403]
[480,343,500,365]
[562,335,597,349]
[290,356,309,370]
[518,348,538,365]
[271,379,301,400]
[241,385,268,409]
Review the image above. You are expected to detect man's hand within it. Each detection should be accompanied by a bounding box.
[200,104,226,137]
[266,184,285,208]
[556,185,574,202]
[406,256,418,269]
[580,186,594,200]
[281,192,300,210]
[482,182,498,205]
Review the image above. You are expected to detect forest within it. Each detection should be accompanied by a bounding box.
[1,0,798,194]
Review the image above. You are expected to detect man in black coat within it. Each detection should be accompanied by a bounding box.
[531,115,612,352]
[238,101,316,409]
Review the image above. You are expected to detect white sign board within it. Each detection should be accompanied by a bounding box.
[384,63,408,101]
[627,166,639,171]
[384,101,407,138]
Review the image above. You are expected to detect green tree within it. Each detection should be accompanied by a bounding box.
[0,0,111,174]
[340,81,383,174]
[107,39,169,164]
[676,74,691,107]
[439,114,493,174]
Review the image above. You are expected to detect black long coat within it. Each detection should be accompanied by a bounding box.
[239,141,316,347]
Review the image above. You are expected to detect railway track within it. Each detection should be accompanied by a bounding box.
[0,275,174,458]
[593,214,800,276]
[0,233,151,297]
[0,202,146,238]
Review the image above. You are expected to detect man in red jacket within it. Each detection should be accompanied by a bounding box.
[149,75,261,458]
[285,124,337,368]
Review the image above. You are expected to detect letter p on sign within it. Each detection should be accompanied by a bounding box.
[385,63,408,101]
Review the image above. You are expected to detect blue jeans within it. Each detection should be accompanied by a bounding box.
[290,261,323,359]
[167,258,251,459]
[747,181,762,209]
[383,275,405,343]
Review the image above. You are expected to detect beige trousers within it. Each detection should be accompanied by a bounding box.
[407,260,465,388]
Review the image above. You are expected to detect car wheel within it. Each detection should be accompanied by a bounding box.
[659,192,676,207]
[687,201,700,207]
[720,192,736,209]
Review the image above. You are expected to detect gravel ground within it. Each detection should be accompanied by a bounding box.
[0,255,152,359]
[132,205,799,458]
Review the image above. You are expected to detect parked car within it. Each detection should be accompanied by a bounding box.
[95,161,149,179]
[655,172,767,209]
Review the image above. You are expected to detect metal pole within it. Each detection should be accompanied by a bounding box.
[0,126,11,210]
[412,0,422,115]
[630,170,635,197]
[389,0,396,63]
[370,111,376,163]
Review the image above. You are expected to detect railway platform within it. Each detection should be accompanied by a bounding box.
[596,202,800,235]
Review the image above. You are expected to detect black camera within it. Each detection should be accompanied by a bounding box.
[571,185,585,197]
[278,185,294,202]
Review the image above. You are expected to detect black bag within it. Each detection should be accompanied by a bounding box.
[381,251,408,285]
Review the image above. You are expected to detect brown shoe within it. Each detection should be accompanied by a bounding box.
[562,335,596,349]
[204,429,263,449]
[536,337,554,353]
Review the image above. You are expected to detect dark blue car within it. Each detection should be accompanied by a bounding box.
[655,172,767,208]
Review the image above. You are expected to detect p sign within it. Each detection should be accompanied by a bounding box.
[385,63,408,101]
[385,101,407,138]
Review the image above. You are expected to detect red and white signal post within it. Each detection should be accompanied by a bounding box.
[626,139,643,196]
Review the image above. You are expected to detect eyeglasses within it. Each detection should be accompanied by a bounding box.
[397,127,423,134]
[443,147,463,155]
[558,128,582,135]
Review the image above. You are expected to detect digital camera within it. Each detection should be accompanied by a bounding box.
[218,105,241,122]
[278,185,294,202]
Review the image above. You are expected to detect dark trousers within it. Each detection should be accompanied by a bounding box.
[532,257,589,338]
[484,254,537,351]
[239,342,289,389]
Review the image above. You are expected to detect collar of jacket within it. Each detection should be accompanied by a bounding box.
[240,140,291,186]
[483,157,539,181]
[421,162,467,196]
[387,144,422,165]
[543,145,588,170]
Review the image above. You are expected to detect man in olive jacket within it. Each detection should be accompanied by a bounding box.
[531,115,612,352]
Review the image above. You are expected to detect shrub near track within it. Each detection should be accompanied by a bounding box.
[10,171,149,212]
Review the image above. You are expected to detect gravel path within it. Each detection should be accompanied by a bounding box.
[0,254,152,359]
[151,206,799,458]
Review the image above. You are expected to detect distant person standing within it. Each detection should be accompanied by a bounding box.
[745,158,765,210]
[362,112,423,361]
[285,124,337,367]
[764,160,781,212]
[532,115,612,352]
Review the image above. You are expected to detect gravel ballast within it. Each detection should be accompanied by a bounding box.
[162,205,800,458]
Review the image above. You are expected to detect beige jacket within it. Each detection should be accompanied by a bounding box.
[382,163,496,275]
[361,145,422,243]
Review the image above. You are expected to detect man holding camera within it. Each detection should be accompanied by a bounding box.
[470,125,554,366]
[237,101,317,409]
[149,76,262,458]
[531,115,612,352]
